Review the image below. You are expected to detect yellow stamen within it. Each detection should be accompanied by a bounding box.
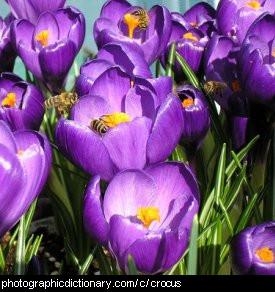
[17,150,25,156]
[232,80,241,92]
[1,93,16,108]
[35,30,49,47]
[255,247,274,263]
[130,80,134,87]
[137,206,160,228]
[246,1,261,9]
[124,13,140,39]
[272,48,275,58]
[183,32,198,42]
[100,112,131,128]
[182,97,194,108]
[190,22,198,27]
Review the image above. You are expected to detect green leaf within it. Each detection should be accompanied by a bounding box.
[214,144,226,205]
[219,199,234,236]
[97,246,112,275]
[165,42,176,79]
[0,245,5,273]
[171,145,188,162]
[211,218,222,275]
[14,215,26,275]
[26,235,43,264]
[127,255,138,275]
[187,215,199,275]
[175,52,200,89]
[79,246,97,275]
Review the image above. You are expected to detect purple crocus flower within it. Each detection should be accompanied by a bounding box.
[216,0,275,44]
[176,85,210,154]
[93,0,172,65]
[56,67,182,182]
[5,0,66,24]
[0,14,16,73]
[11,6,85,93]
[84,162,200,274]
[76,42,152,97]
[238,13,275,108]
[231,222,275,275]
[0,121,51,238]
[161,12,209,81]
[0,72,44,131]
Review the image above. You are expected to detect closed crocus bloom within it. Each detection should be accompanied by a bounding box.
[0,121,51,238]
[0,14,16,73]
[76,42,152,97]
[83,162,199,274]
[93,0,172,65]
[238,13,275,107]
[56,67,182,181]
[6,0,66,24]
[161,13,208,81]
[11,6,85,93]
[0,72,44,131]
[177,85,210,152]
[216,0,274,44]
[231,222,275,275]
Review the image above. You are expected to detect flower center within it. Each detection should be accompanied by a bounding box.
[182,97,194,108]
[190,22,198,27]
[17,150,25,156]
[272,48,275,58]
[246,1,261,9]
[1,93,16,108]
[137,206,160,228]
[35,30,49,47]
[183,32,198,42]
[124,13,140,39]
[100,112,131,128]
[255,247,274,263]
[231,80,241,92]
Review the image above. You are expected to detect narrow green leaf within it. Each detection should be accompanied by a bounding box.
[79,246,97,275]
[187,215,199,275]
[25,200,37,237]
[127,255,138,275]
[14,216,26,275]
[214,143,226,205]
[171,145,188,162]
[64,238,80,269]
[0,245,5,273]
[165,42,176,79]
[25,234,34,259]
[175,52,200,89]
[26,235,43,264]
[97,246,112,275]
[211,218,222,275]
[155,59,162,78]
[219,199,234,236]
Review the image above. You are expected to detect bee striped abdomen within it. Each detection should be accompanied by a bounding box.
[131,9,149,30]
[90,119,108,135]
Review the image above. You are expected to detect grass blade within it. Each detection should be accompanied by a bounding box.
[127,255,138,275]
[165,42,176,79]
[79,246,97,275]
[0,245,5,273]
[14,215,26,275]
[187,215,199,275]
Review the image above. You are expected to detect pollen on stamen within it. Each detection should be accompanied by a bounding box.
[124,13,140,39]
[182,97,194,108]
[272,48,275,58]
[1,93,16,108]
[137,206,160,228]
[255,247,274,263]
[246,1,261,9]
[17,150,25,156]
[183,32,198,42]
[190,22,198,27]
[100,112,131,128]
[36,30,49,47]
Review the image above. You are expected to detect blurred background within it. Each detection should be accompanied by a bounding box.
[0,0,219,81]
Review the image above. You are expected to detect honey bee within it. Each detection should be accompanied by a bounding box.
[131,9,150,30]
[203,81,228,97]
[90,118,109,135]
[44,92,78,116]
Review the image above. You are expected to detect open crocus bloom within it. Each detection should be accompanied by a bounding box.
[231,222,275,275]
[0,121,51,238]
[0,72,44,131]
[5,0,66,24]
[84,162,200,274]
[238,13,275,108]
[76,42,152,97]
[11,6,85,92]
[0,14,16,73]
[93,0,172,65]
[55,67,182,182]
[216,0,274,44]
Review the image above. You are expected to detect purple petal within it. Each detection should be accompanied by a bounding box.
[89,67,131,111]
[100,0,132,24]
[0,120,17,151]
[230,116,249,150]
[183,2,216,24]
[11,19,34,51]
[71,95,112,127]
[102,117,152,171]
[0,144,25,238]
[103,169,157,221]
[83,176,109,246]
[94,17,121,43]
[109,215,148,271]
[97,43,152,79]
[55,119,116,181]
[0,72,22,91]
[147,94,183,164]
